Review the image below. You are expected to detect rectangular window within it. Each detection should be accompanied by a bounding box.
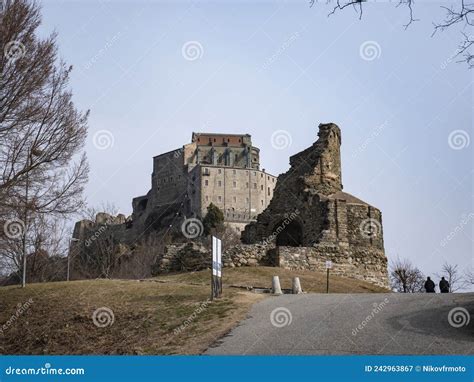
[261,200,264,206]
[261,185,263,191]
[233,181,237,188]
[205,180,209,186]
[233,196,237,203]
[218,180,222,187]
[253,183,257,189]
[246,197,249,203]
[218,196,222,202]
[233,169,236,175]
[268,187,270,196]
[246,182,249,188]
[218,169,222,174]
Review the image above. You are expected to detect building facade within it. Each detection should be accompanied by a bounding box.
[132,133,277,231]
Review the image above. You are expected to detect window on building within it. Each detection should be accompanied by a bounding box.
[253,171,256,176]
[261,173,263,178]
[233,196,237,203]
[218,180,222,187]
[253,183,257,189]
[246,182,249,188]
[218,169,222,174]
[261,200,264,206]
[268,187,271,196]
[233,181,237,188]
[205,180,208,186]
[246,197,249,203]
[233,169,236,175]
[261,185,263,191]
[272,178,275,182]
[218,196,222,202]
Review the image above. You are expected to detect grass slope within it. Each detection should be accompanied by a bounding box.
[0,267,388,355]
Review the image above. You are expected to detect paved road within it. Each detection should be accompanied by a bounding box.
[206,293,474,355]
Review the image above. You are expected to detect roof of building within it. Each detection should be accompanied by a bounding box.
[327,191,374,207]
[192,132,251,137]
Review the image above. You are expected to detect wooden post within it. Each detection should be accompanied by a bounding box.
[326,268,329,294]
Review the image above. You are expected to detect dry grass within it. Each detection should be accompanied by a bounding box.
[0,267,387,355]
[156,266,389,293]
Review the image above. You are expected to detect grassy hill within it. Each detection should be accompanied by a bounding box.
[0,267,388,355]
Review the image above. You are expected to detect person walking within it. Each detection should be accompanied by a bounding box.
[439,277,450,293]
[424,277,435,293]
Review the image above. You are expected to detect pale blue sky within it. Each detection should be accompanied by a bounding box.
[38,0,472,283]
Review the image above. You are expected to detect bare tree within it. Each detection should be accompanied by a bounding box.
[436,261,463,292]
[463,267,474,287]
[389,256,425,293]
[310,0,473,68]
[0,0,89,285]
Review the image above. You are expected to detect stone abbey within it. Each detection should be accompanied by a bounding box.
[131,132,277,233]
[71,123,389,288]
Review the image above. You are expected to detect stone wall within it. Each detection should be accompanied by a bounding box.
[222,244,275,267]
[151,241,388,289]
[152,242,211,274]
[274,246,389,289]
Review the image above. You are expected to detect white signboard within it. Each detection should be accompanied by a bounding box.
[217,237,222,277]
[212,236,222,277]
[325,260,333,269]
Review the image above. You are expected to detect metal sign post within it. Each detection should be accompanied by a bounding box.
[211,236,222,299]
[325,260,332,294]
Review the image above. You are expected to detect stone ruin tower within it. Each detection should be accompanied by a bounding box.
[242,123,389,288]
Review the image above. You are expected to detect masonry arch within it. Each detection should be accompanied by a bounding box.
[274,219,303,247]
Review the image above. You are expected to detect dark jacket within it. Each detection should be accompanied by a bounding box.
[439,279,450,293]
[424,279,435,293]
